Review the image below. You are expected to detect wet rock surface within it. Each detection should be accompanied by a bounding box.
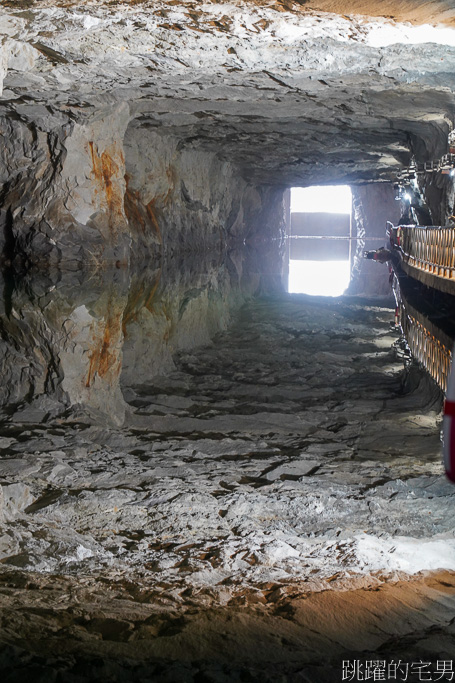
[0,288,454,680]
[0,247,280,422]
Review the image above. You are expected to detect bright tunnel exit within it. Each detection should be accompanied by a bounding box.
[288,185,352,296]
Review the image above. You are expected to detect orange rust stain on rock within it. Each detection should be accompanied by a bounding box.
[124,186,146,234]
[144,280,160,313]
[88,141,125,238]
[162,165,177,205]
[123,175,162,243]
[122,273,161,335]
[146,200,162,242]
[86,304,123,388]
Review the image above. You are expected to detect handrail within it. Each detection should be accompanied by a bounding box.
[396,153,455,182]
[399,307,452,392]
[392,271,453,393]
[398,225,455,281]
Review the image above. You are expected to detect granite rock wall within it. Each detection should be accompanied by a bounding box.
[0,109,286,268]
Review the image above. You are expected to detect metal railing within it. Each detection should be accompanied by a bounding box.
[398,225,455,281]
[392,272,453,392]
[399,308,452,392]
[396,152,455,182]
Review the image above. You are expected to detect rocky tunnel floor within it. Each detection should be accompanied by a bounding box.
[0,294,454,681]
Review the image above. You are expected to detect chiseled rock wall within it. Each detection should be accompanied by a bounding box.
[0,107,285,267]
[348,183,401,296]
[0,105,130,267]
[0,88,287,424]
[123,124,286,257]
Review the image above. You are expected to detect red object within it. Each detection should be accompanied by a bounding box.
[444,399,455,418]
[443,353,455,483]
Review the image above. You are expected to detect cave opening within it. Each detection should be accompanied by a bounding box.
[287,185,352,296]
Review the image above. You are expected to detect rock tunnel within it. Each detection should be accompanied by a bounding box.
[1,1,455,681]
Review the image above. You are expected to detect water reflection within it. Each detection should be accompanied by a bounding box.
[393,270,455,392]
[288,258,351,296]
[0,246,284,426]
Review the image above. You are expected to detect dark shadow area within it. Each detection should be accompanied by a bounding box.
[0,571,454,682]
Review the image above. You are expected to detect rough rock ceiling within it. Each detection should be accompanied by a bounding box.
[2,0,455,186]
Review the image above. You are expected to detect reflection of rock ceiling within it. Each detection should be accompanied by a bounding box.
[1,287,454,678]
